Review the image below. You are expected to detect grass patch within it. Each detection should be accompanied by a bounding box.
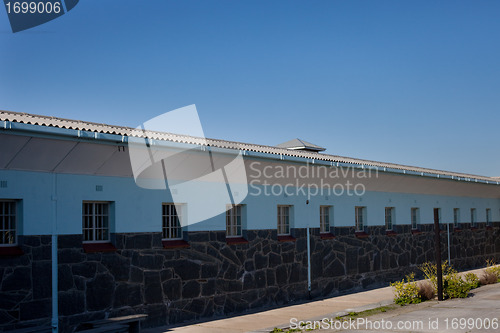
[341,305,396,319]
[273,305,397,332]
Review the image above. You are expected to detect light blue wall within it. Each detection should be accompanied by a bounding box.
[0,171,54,236]
[242,184,500,230]
[0,170,173,235]
[0,170,499,236]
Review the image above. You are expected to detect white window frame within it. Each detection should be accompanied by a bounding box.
[355,206,365,231]
[162,203,182,240]
[320,206,331,234]
[277,205,291,236]
[0,200,17,246]
[82,201,110,243]
[385,207,394,231]
[411,207,419,230]
[486,208,491,226]
[453,208,460,228]
[470,208,477,227]
[226,204,242,238]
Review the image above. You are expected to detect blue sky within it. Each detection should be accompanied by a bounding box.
[1,1,499,176]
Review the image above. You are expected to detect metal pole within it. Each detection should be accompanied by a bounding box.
[434,209,443,301]
[447,222,451,265]
[306,199,311,299]
[51,174,58,333]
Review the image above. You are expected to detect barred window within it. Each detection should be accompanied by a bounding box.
[0,201,17,246]
[226,205,242,237]
[453,208,460,228]
[162,204,182,240]
[385,207,394,231]
[82,202,110,242]
[355,206,365,231]
[277,205,290,235]
[320,206,331,233]
[411,208,419,229]
[470,208,477,227]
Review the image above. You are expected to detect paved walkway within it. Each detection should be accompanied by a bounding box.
[144,267,495,333]
[317,283,500,332]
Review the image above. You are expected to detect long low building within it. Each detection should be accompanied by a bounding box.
[0,110,499,332]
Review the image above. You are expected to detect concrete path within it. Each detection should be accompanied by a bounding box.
[144,266,497,333]
[316,283,500,332]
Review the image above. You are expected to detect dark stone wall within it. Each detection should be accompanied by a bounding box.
[1,223,499,332]
[0,235,52,330]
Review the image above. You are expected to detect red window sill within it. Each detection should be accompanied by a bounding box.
[162,239,190,249]
[226,237,249,245]
[470,227,479,231]
[277,235,296,242]
[411,229,422,235]
[454,227,462,232]
[355,231,369,238]
[83,243,117,253]
[385,230,398,236]
[320,233,336,240]
[486,226,493,230]
[0,246,24,256]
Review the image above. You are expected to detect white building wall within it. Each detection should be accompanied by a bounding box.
[1,169,499,236]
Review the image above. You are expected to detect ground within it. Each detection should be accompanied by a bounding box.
[291,284,500,333]
[143,267,499,333]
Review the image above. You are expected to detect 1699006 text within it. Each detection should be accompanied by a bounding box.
[5,1,62,14]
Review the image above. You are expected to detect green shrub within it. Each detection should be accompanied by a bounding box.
[419,261,472,299]
[463,272,480,289]
[419,260,456,292]
[444,273,471,298]
[391,273,422,305]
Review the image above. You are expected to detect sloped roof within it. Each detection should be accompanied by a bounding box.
[276,138,326,152]
[0,109,498,183]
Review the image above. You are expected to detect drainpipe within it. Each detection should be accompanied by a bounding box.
[51,174,58,333]
[306,200,311,299]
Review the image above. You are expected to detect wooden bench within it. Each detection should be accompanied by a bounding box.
[80,314,148,333]
[78,324,129,333]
